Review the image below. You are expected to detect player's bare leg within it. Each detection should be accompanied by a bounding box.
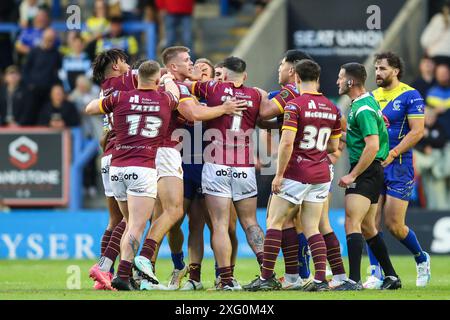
[360,203,400,289]
[166,208,187,290]
[114,195,155,290]
[233,197,265,267]
[383,195,430,287]
[244,195,295,291]
[229,204,239,272]
[319,193,347,287]
[134,177,184,286]
[182,197,206,290]
[91,196,125,290]
[205,194,234,289]
[300,200,330,291]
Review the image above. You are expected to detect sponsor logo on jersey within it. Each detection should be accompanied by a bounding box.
[280,90,290,99]
[285,104,296,111]
[393,100,401,111]
[179,84,190,95]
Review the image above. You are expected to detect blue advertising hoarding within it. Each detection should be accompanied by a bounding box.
[0,209,347,259]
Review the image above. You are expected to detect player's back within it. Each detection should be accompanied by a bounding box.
[193,80,261,166]
[283,92,341,184]
[104,89,175,168]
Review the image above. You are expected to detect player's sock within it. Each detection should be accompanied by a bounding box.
[400,228,427,264]
[218,266,233,286]
[366,232,383,279]
[297,233,310,279]
[307,233,327,282]
[151,260,156,274]
[189,263,201,282]
[230,264,235,277]
[346,233,364,283]
[261,229,282,280]
[140,239,158,261]
[323,232,346,276]
[98,256,114,273]
[366,233,397,278]
[171,251,185,270]
[117,260,132,281]
[214,261,220,278]
[281,227,299,276]
[100,229,112,256]
[100,220,126,272]
[256,252,264,267]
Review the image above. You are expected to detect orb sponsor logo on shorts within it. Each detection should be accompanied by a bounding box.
[282,191,300,202]
[215,169,248,179]
[129,188,146,193]
[316,194,328,200]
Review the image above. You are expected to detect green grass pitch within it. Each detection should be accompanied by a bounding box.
[0,256,449,300]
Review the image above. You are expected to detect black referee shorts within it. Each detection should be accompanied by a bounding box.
[345,160,384,204]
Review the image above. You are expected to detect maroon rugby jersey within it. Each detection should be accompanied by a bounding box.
[101,70,138,155]
[160,81,195,149]
[100,89,178,168]
[272,83,300,114]
[282,92,341,184]
[192,80,261,167]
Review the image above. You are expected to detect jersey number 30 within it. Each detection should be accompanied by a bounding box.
[126,114,162,138]
[300,125,331,151]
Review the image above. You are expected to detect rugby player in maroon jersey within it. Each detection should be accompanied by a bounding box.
[244,59,341,292]
[85,60,180,290]
[189,56,270,290]
[88,49,137,290]
[258,50,348,289]
[132,47,247,290]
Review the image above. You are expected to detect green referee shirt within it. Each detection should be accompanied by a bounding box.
[346,92,389,164]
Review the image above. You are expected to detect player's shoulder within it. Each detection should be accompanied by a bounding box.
[398,82,423,100]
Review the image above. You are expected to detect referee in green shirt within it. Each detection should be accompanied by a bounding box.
[334,63,401,291]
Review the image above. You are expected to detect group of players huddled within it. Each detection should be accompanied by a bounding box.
[85,46,431,291]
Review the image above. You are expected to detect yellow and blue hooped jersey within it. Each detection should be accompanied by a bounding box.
[372,82,425,165]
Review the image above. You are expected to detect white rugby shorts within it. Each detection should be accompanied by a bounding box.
[156,147,183,180]
[202,162,257,201]
[109,166,157,201]
[101,154,114,197]
[277,178,330,205]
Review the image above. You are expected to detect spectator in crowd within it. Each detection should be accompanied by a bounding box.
[0,65,32,126]
[421,0,450,62]
[15,7,51,56]
[37,83,80,128]
[426,63,450,138]
[23,28,62,124]
[68,75,102,197]
[94,16,138,60]
[116,0,141,21]
[255,0,271,16]
[59,34,92,92]
[82,0,110,45]
[19,0,44,28]
[157,0,195,56]
[412,55,436,99]
[0,0,17,71]
[414,108,449,210]
[68,75,102,140]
